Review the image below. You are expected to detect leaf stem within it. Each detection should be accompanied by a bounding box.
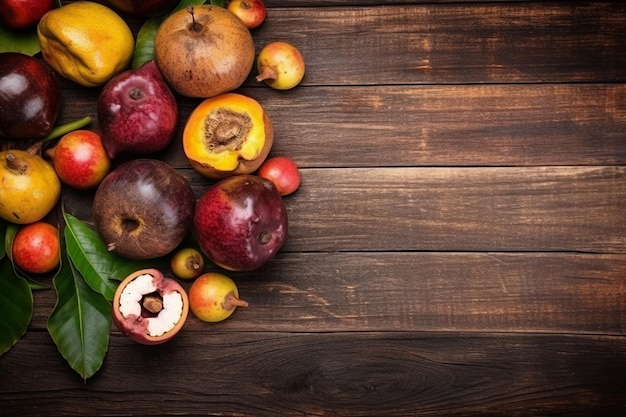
[42,116,93,143]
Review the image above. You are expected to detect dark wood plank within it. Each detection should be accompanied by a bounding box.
[1,331,625,416]
[251,3,626,85]
[59,166,626,254]
[49,82,626,170]
[24,252,626,335]
[283,166,626,253]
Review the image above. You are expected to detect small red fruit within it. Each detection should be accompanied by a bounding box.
[12,221,60,274]
[47,130,111,190]
[227,0,266,30]
[256,156,301,196]
[0,0,54,31]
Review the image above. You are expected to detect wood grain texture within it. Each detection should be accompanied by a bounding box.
[1,1,625,415]
[23,252,626,335]
[250,3,626,85]
[1,332,625,417]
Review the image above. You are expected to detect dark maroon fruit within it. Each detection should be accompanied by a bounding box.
[194,174,287,271]
[93,159,195,260]
[0,52,60,139]
[97,60,178,159]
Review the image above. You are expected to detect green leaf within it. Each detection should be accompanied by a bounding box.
[0,24,41,55]
[0,220,6,260]
[0,258,33,356]
[132,0,209,68]
[133,17,164,69]
[47,249,111,381]
[63,213,166,301]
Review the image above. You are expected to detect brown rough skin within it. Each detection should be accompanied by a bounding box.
[154,5,255,98]
[189,111,274,180]
[92,159,195,260]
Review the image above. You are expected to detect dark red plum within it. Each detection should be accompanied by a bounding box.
[97,60,177,159]
[0,52,60,139]
[194,174,287,272]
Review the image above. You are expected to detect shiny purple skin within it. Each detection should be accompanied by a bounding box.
[0,52,60,139]
[107,0,178,17]
[93,159,195,260]
[194,175,288,272]
[97,60,178,159]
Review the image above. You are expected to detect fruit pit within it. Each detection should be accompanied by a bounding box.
[204,108,252,153]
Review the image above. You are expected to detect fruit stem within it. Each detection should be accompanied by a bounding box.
[41,116,93,144]
[255,66,278,83]
[5,153,28,174]
[224,292,249,310]
[187,6,202,32]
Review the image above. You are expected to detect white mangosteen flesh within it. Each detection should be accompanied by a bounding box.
[117,272,186,344]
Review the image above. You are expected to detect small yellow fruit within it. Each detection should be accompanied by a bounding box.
[188,272,248,322]
[170,248,205,280]
[0,148,61,224]
[37,2,134,87]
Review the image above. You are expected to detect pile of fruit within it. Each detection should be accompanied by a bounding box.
[0,0,305,380]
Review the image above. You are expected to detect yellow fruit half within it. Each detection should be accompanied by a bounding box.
[0,149,61,224]
[37,1,134,87]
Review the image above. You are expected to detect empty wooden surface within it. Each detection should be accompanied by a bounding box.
[1,1,626,416]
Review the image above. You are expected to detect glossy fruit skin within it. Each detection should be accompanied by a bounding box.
[154,5,255,98]
[194,175,287,272]
[0,0,54,30]
[92,159,195,260]
[12,222,60,275]
[0,148,61,224]
[256,156,301,196]
[48,130,111,190]
[37,2,134,87]
[183,93,273,180]
[0,52,60,139]
[112,268,189,345]
[106,0,177,17]
[97,60,178,159]
[256,41,306,90]
[227,0,266,30]
[170,247,205,280]
[188,272,248,322]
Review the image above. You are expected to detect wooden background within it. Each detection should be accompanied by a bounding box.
[2,1,626,415]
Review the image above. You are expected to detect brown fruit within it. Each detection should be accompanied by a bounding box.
[154,5,255,98]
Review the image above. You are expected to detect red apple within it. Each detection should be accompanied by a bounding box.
[0,52,60,139]
[227,0,266,29]
[0,0,54,30]
[256,156,301,196]
[12,221,60,275]
[46,130,111,190]
[194,175,287,272]
[105,0,178,17]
